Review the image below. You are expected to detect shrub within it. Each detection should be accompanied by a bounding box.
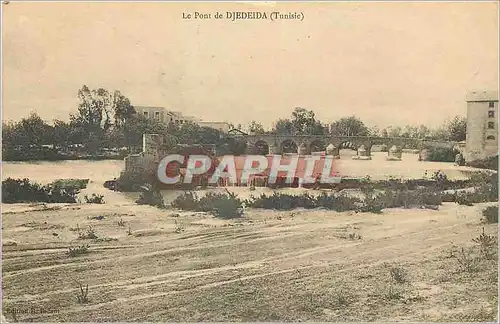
[52,179,89,190]
[389,265,410,284]
[84,194,105,204]
[209,192,244,219]
[67,245,89,257]
[332,287,356,307]
[360,189,384,213]
[78,226,98,240]
[384,284,404,300]
[472,227,497,260]
[75,281,89,304]
[466,155,498,171]
[245,192,361,212]
[171,191,199,211]
[172,190,244,219]
[450,247,479,273]
[426,147,460,162]
[482,206,498,224]
[377,189,442,209]
[2,178,79,203]
[174,220,185,233]
[136,186,165,208]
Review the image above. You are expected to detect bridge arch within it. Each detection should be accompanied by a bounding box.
[254,140,269,155]
[280,139,298,154]
[310,139,326,153]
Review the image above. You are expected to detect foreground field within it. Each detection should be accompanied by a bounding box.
[2,200,498,322]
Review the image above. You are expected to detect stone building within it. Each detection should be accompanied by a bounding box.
[465,90,498,162]
[134,106,200,125]
[134,106,229,132]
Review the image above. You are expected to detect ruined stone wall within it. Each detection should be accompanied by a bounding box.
[122,134,164,182]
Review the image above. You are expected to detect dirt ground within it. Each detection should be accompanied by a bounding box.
[2,200,498,322]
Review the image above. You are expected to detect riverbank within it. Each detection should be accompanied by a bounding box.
[2,200,497,322]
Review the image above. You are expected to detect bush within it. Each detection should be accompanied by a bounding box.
[472,228,496,260]
[426,147,460,162]
[467,155,498,171]
[376,189,442,209]
[482,206,498,224]
[244,192,361,212]
[67,245,89,257]
[171,190,244,219]
[78,226,98,240]
[2,178,79,203]
[209,191,244,219]
[52,179,89,190]
[136,185,165,208]
[171,191,200,211]
[360,189,384,213]
[84,194,105,204]
[388,265,410,284]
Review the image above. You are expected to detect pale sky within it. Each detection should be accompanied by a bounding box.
[2,1,498,129]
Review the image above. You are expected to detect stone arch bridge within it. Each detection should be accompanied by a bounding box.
[230,134,456,156]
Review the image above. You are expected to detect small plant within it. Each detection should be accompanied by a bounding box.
[84,194,105,204]
[127,226,132,236]
[78,226,98,240]
[67,244,89,257]
[69,223,81,232]
[348,232,362,240]
[74,280,89,304]
[117,218,125,227]
[450,247,479,273]
[384,284,404,300]
[174,220,185,234]
[482,205,498,224]
[472,227,497,260]
[389,265,409,284]
[332,287,354,307]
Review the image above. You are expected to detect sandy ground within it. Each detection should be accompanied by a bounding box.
[1,196,498,322]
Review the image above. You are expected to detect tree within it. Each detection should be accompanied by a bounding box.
[446,116,467,142]
[330,116,369,137]
[272,118,296,135]
[74,85,112,132]
[369,126,380,137]
[19,113,53,147]
[112,90,136,129]
[291,107,326,135]
[386,126,402,138]
[247,121,265,134]
[52,119,71,150]
[381,128,388,138]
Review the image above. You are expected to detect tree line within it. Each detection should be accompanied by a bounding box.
[2,86,466,161]
[243,107,466,142]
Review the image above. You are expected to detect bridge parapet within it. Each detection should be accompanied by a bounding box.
[231,133,456,155]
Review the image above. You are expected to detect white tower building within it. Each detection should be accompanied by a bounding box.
[465,90,498,162]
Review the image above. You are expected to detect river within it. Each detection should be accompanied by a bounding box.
[1,151,478,184]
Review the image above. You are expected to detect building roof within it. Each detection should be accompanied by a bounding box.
[466,90,498,102]
[228,128,248,135]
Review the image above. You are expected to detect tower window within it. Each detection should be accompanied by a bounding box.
[487,135,495,140]
[488,122,495,129]
[489,102,495,108]
[489,111,495,118]
[143,111,148,117]
[155,111,160,119]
